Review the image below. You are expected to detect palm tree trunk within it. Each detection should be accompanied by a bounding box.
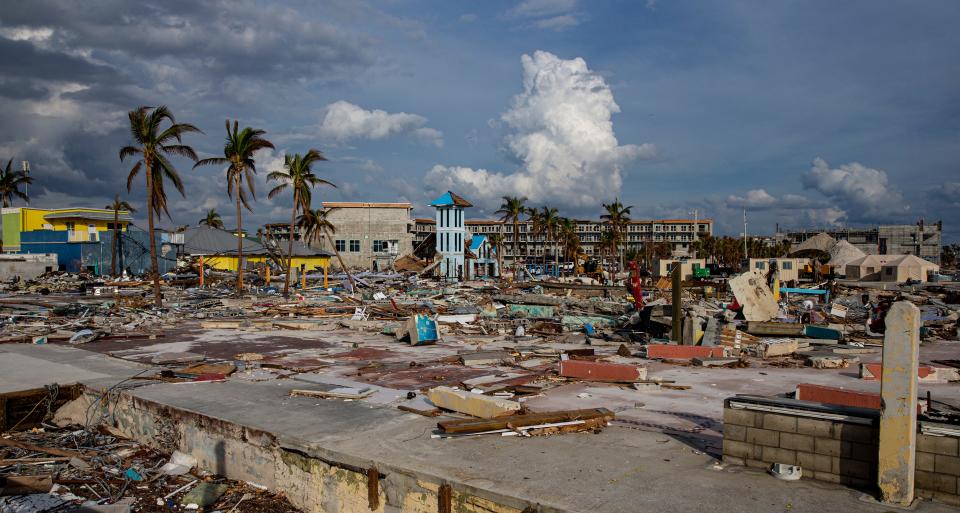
[512,219,519,275]
[324,228,355,288]
[236,175,243,293]
[283,189,298,296]
[145,161,161,307]
[111,209,118,277]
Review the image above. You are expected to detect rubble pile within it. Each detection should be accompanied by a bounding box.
[0,426,299,512]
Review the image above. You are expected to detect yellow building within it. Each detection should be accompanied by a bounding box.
[181,225,331,273]
[2,207,131,252]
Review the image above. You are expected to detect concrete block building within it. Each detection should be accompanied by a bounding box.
[778,221,943,264]
[318,202,414,271]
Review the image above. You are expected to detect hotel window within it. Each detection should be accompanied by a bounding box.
[335,240,346,252]
[349,240,360,252]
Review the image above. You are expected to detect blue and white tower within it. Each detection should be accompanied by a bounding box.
[430,191,472,280]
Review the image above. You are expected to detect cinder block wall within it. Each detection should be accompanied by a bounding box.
[722,399,960,506]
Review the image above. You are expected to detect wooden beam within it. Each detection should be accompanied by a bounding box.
[437,408,614,434]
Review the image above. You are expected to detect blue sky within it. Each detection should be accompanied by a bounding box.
[1,0,958,240]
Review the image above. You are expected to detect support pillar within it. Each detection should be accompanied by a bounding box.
[671,264,682,342]
[198,255,204,288]
[265,266,270,284]
[877,301,921,506]
[323,265,328,289]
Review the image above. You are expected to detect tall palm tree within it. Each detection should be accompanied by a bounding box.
[495,196,527,272]
[194,120,274,294]
[527,207,543,274]
[559,218,580,270]
[104,195,136,277]
[268,150,334,296]
[601,198,632,272]
[120,106,201,306]
[488,232,505,277]
[598,228,617,269]
[539,206,560,275]
[0,158,32,208]
[199,208,224,229]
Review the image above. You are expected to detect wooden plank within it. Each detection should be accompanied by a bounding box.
[0,438,89,458]
[290,388,374,400]
[438,408,614,434]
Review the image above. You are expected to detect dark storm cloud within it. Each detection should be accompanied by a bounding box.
[0,37,121,84]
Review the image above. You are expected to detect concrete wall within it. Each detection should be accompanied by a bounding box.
[100,390,540,513]
[722,398,960,506]
[0,253,57,280]
[321,206,413,270]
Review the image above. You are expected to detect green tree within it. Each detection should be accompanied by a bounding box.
[199,208,224,229]
[194,120,274,294]
[601,198,632,271]
[268,150,334,296]
[0,158,32,208]
[120,106,201,306]
[495,196,527,271]
[104,194,136,277]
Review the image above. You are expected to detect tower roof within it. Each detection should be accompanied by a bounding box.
[430,191,473,208]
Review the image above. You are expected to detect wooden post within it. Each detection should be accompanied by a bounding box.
[265,265,270,285]
[671,264,682,342]
[199,255,204,288]
[301,265,306,289]
[323,264,328,289]
[878,301,921,506]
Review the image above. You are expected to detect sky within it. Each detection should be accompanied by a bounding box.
[1,0,959,241]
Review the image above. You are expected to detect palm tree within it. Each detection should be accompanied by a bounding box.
[601,198,632,272]
[120,106,201,306]
[488,232,505,277]
[598,228,618,269]
[104,195,136,277]
[267,150,334,296]
[540,206,560,275]
[495,196,527,272]
[0,158,32,208]
[527,207,543,273]
[559,218,580,270]
[297,207,354,286]
[297,208,337,246]
[194,120,274,294]
[199,208,224,229]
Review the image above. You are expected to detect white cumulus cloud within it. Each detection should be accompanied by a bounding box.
[426,50,655,209]
[316,100,443,147]
[726,189,777,209]
[801,157,907,219]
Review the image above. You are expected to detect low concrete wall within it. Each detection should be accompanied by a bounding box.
[722,396,960,506]
[93,388,543,513]
[0,253,57,280]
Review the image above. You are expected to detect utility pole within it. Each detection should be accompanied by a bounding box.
[742,209,748,261]
[21,161,30,204]
[689,208,699,257]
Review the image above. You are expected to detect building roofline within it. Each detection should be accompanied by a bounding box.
[322,202,412,209]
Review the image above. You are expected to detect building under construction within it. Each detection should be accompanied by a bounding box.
[777,220,943,264]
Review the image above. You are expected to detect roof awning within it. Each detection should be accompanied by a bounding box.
[43,211,133,222]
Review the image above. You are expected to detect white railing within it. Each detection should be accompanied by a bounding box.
[67,230,99,242]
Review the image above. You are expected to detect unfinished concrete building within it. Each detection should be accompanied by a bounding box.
[778,221,943,264]
[318,202,414,271]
